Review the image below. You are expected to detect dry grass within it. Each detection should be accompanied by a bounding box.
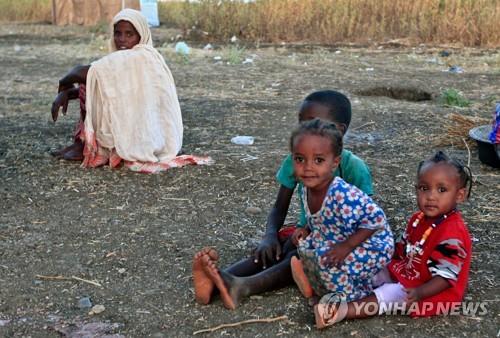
[160,0,500,47]
[0,0,51,23]
[1,0,499,46]
[435,113,491,149]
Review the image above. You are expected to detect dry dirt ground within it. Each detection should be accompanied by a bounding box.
[0,23,499,337]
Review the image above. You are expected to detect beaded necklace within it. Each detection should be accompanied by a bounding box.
[404,209,456,258]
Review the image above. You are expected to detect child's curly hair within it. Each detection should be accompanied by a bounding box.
[417,150,473,198]
[290,118,343,157]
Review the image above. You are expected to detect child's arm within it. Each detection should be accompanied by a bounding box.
[407,233,469,304]
[321,228,376,267]
[253,185,293,268]
[405,276,450,304]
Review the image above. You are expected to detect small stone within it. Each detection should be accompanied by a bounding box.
[78,297,92,309]
[245,206,262,215]
[89,304,105,315]
[118,268,126,274]
[0,319,11,327]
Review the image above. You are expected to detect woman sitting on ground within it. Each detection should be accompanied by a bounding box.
[51,9,198,173]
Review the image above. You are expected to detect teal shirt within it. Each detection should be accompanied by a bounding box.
[276,149,374,226]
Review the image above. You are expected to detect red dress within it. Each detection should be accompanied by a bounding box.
[388,211,471,316]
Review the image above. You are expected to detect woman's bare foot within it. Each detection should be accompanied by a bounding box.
[192,247,219,305]
[201,255,245,310]
[50,144,73,158]
[63,140,84,161]
[291,256,313,298]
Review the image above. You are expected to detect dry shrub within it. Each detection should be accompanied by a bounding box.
[1,0,498,46]
[159,0,500,47]
[0,0,51,22]
[435,113,491,149]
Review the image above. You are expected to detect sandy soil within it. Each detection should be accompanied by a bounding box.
[0,23,499,337]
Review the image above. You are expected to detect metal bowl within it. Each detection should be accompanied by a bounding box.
[469,125,500,168]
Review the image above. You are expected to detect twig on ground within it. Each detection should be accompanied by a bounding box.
[161,197,190,201]
[462,137,471,167]
[351,121,375,131]
[35,274,103,287]
[71,275,103,287]
[480,206,500,211]
[193,315,288,335]
[35,275,71,281]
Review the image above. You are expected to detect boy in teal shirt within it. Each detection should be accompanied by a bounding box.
[193,90,374,309]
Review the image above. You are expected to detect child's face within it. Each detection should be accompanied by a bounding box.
[416,163,466,218]
[298,101,346,135]
[292,134,340,191]
[114,20,141,50]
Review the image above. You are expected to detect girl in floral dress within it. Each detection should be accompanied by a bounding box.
[289,119,394,304]
[313,151,473,328]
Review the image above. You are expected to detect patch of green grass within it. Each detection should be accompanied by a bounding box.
[225,45,245,65]
[439,88,471,107]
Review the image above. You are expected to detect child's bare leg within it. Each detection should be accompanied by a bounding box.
[224,236,296,277]
[223,257,264,277]
[192,247,219,305]
[314,294,379,329]
[291,256,313,298]
[202,250,296,310]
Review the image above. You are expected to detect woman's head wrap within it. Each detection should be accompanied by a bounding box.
[110,8,152,51]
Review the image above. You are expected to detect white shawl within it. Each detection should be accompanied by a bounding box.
[84,9,183,163]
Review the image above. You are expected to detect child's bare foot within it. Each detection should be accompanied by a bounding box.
[314,295,347,329]
[192,247,219,305]
[291,256,313,298]
[201,255,244,310]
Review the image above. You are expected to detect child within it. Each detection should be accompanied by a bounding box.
[51,9,190,173]
[193,91,375,309]
[289,119,394,305]
[314,151,473,328]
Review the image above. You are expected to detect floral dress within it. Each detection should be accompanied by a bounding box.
[298,177,394,301]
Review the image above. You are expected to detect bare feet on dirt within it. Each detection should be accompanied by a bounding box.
[291,256,313,298]
[313,295,347,329]
[192,247,219,305]
[51,140,84,161]
[201,255,244,310]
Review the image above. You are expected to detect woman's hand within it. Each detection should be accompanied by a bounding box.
[253,233,281,269]
[291,227,309,246]
[51,89,71,122]
[51,87,79,122]
[321,242,353,267]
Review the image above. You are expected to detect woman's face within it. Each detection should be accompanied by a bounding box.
[114,20,141,50]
